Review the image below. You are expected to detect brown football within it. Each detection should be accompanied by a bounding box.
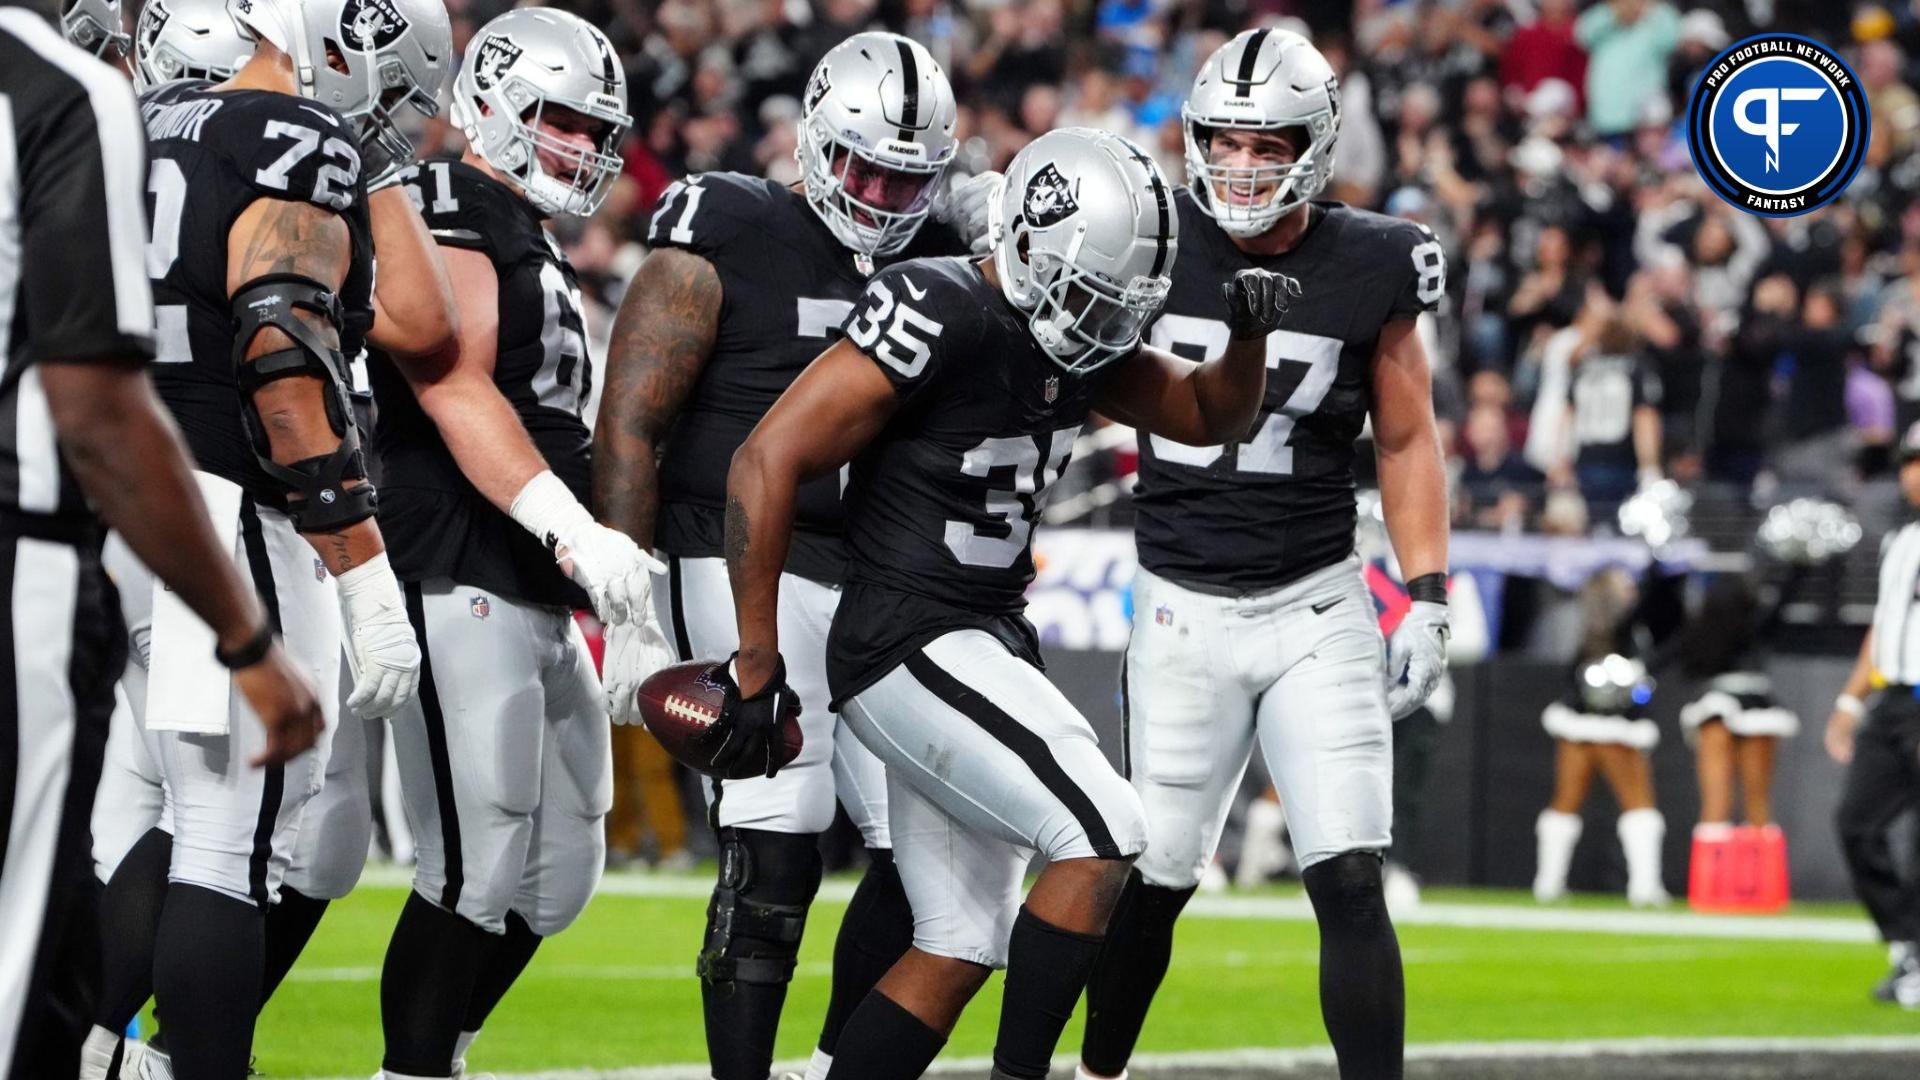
[636,660,804,780]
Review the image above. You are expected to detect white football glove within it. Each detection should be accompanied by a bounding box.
[508,470,663,624]
[603,613,680,726]
[934,170,1002,254]
[336,553,422,720]
[1385,600,1450,721]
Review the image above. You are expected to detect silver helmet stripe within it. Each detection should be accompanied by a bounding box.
[895,37,919,140]
[1234,27,1270,98]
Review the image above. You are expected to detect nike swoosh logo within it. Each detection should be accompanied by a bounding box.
[1310,597,1344,615]
[297,104,341,128]
[901,278,928,301]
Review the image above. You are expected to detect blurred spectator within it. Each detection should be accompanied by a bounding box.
[1456,403,1545,530]
[1665,8,1730,109]
[1773,282,1862,493]
[1561,311,1663,525]
[1712,274,1801,488]
[1577,0,1682,138]
[1622,250,1706,470]
[1499,0,1588,112]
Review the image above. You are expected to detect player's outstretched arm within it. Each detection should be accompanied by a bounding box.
[1097,269,1297,444]
[725,340,900,694]
[1370,317,1448,582]
[593,247,723,550]
[366,186,458,359]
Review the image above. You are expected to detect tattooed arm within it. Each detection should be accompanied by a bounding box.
[726,340,899,694]
[226,196,383,575]
[593,248,723,549]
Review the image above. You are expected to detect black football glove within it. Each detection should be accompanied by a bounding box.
[1220,267,1302,340]
[712,652,797,779]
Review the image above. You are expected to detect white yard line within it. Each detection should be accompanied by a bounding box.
[301,1034,1920,1080]
[357,866,1880,944]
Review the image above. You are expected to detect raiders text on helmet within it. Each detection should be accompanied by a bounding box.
[798,32,959,258]
[227,0,452,186]
[450,7,631,218]
[991,127,1178,373]
[134,0,252,93]
[1184,27,1341,237]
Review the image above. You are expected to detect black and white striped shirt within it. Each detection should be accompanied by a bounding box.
[0,5,153,525]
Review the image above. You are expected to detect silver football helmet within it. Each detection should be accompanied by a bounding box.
[990,128,1178,374]
[61,0,129,59]
[450,8,631,218]
[1183,27,1341,237]
[798,32,958,258]
[134,0,252,93]
[228,0,453,182]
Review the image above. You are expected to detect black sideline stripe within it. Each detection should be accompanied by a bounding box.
[903,652,1121,859]
[403,583,463,911]
[239,502,284,908]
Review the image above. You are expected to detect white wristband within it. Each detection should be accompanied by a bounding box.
[335,551,405,615]
[1835,693,1865,718]
[508,470,592,552]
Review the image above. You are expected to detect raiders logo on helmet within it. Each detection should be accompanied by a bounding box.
[1024,162,1079,227]
[471,33,522,91]
[136,0,169,55]
[804,66,832,115]
[340,0,409,51]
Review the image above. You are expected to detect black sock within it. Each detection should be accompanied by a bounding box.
[700,828,821,1080]
[828,991,945,1080]
[995,906,1107,1079]
[93,828,172,1031]
[380,891,495,1076]
[1302,852,1405,1080]
[463,910,541,1033]
[1081,870,1197,1076]
[152,884,264,1080]
[819,848,914,1056]
[260,887,330,1007]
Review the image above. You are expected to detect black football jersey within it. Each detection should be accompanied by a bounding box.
[366,160,591,609]
[1569,350,1660,476]
[1132,194,1445,594]
[825,257,1105,706]
[140,82,374,508]
[645,172,965,584]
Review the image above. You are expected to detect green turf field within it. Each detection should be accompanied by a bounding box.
[232,873,1914,1078]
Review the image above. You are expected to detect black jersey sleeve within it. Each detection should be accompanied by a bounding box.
[21,67,153,365]
[644,172,779,267]
[838,260,964,405]
[220,94,365,214]
[397,159,540,266]
[1385,219,1448,322]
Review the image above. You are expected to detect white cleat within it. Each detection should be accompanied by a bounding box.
[136,1044,175,1080]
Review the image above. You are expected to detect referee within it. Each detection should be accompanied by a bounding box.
[0,7,321,1077]
[1828,420,1920,1010]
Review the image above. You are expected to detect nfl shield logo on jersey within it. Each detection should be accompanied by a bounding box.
[470,595,491,620]
[314,558,327,582]
[1155,603,1174,627]
[1044,375,1059,403]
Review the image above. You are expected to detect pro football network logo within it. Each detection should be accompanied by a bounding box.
[1024,163,1080,227]
[340,0,410,52]
[472,34,523,91]
[1686,33,1868,217]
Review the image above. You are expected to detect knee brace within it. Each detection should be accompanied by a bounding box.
[696,828,823,988]
[231,274,375,533]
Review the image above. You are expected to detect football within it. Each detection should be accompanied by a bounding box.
[636,660,804,780]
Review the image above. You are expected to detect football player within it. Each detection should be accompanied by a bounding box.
[1076,29,1449,1080]
[85,0,458,1075]
[722,126,1292,1080]
[366,10,657,1079]
[593,31,994,1080]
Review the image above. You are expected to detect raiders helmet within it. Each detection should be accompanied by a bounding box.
[134,0,252,93]
[1183,27,1341,237]
[228,0,453,184]
[798,32,959,259]
[61,0,130,59]
[990,127,1177,374]
[450,8,631,218]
